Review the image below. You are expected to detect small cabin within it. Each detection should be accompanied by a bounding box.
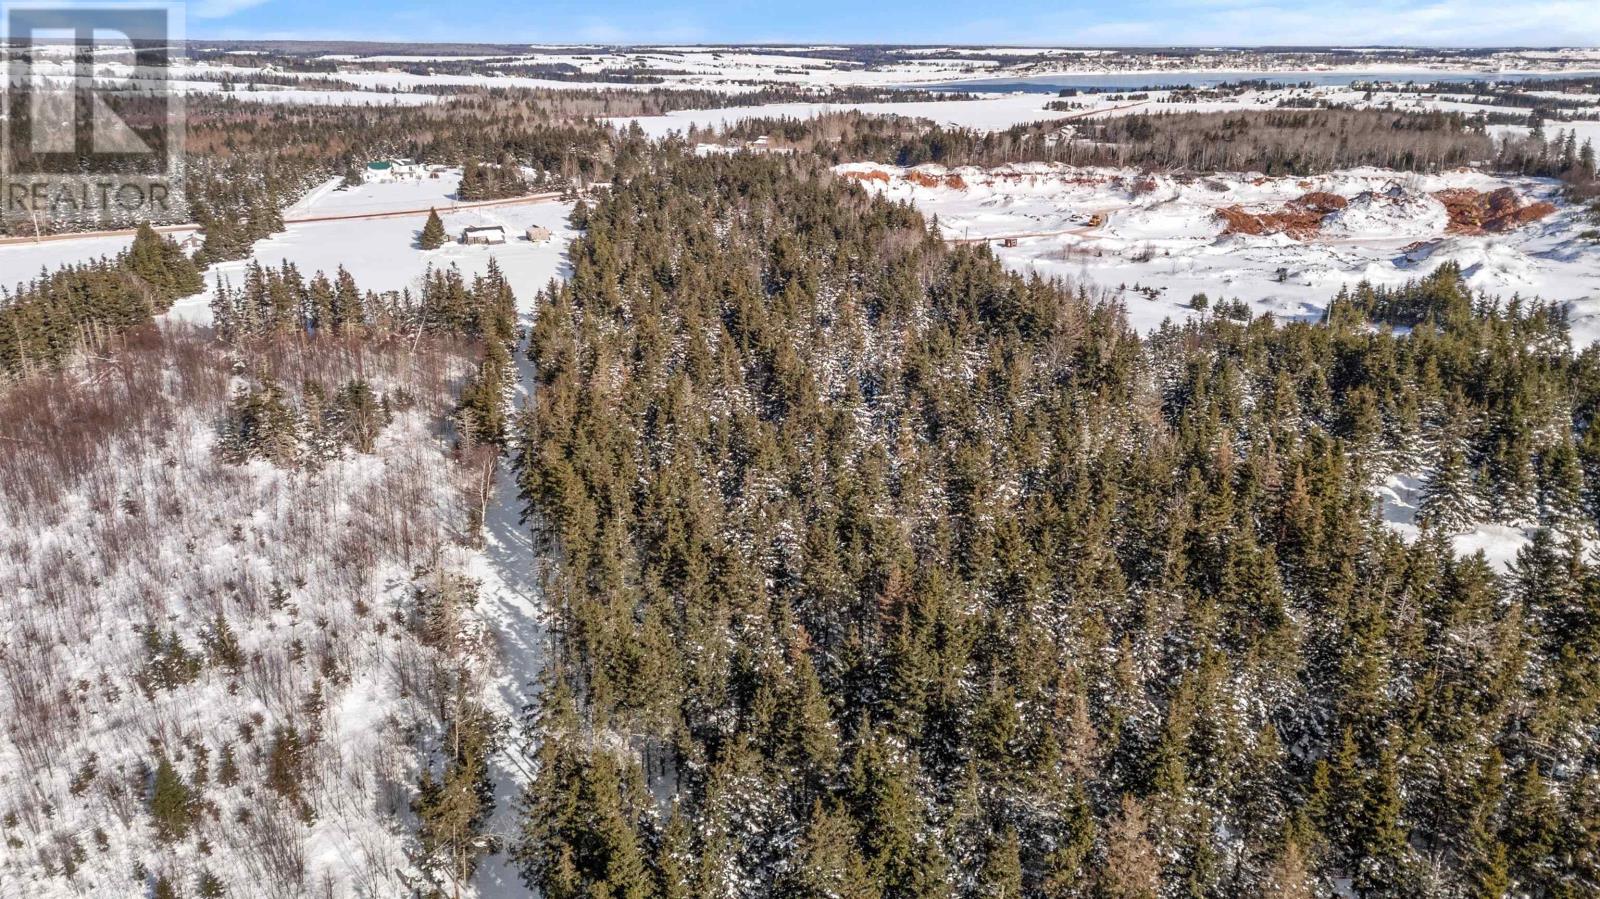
[462,225,507,245]
[525,225,553,243]
[999,237,1019,248]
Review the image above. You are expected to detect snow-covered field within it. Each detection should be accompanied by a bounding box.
[179,83,443,106]
[176,47,1600,93]
[837,161,1600,339]
[33,47,1600,108]
[602,78,1600,147]
[0,171,577,327]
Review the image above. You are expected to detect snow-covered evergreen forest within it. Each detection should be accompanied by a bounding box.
[512,152,1600,899]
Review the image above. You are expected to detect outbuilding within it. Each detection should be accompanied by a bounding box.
[462,225,507,245]
[525,225,553,243]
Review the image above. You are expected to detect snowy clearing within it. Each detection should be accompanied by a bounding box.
[0,172,576,328]
[838,161,1600,341]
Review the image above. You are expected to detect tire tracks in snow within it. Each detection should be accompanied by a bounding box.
[463,218,573,899]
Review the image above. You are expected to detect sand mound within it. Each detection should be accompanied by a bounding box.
[840,168,890,183]
[1215,191,1362,239]
[1296,191,1349,214]
[904,169,968,189]
[1433,187,1556,234]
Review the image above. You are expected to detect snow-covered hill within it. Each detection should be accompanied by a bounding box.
[838,161,1599,339]
[0,189,570,899]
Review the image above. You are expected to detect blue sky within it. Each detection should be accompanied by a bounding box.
[189,0,1600,48]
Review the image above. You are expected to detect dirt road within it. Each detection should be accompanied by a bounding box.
[948,207,1123,246]
[0,191,565,247]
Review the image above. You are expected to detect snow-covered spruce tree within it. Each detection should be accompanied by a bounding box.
[124,221,204,306]
[455,339,513,448]
[1538,437,1590,539]
[218,378,300,466]
[1484,415,1539,525]
[501,152,1600,897]
[333,378,388,454]
[413,692,497,898]
[297,380,342,468]
[1417,445,1485,534]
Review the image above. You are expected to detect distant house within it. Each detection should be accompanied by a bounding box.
[363,158,422,183]
[462,225,507,245]
[177,233,204,251]
[693,136,792,158]
[525,225,553,243]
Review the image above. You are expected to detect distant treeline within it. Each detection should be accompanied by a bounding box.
[722,107,1499,175]
[1,93,619,238]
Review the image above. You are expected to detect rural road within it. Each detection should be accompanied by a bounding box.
[0,191,565,247]
[948,206,1123,246]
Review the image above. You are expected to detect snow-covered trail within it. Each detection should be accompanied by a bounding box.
[466,215,574,899]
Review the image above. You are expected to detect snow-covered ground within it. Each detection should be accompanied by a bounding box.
[0,230,199,280]
[837,161,1600,340]
[0,172,576,327]
[37,49,1600,108]
[179,83,444,106]
[1374,473,1554,571]
[460,265,562,899]
[0,171,570,899]
[171,48,1600,94]
[0,334,475,898]
[605,78,1600,150]
[838,158,1600,569]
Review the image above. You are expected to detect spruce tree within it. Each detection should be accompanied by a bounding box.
[1418,446,1484,534]
[1351,747,1411,898]
[1538,438,1589,538]
[149,755,194,842]
[978,828,1024,899]
[125,221,203,306]
[781,801,876,899]
[420,208,448,250]
[414,698,495,899]
[1260,830,1314,899]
